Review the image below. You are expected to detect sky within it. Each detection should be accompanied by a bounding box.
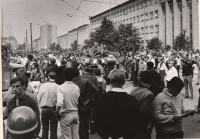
[1,0,127,44]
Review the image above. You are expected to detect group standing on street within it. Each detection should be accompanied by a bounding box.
[3,47,200,139]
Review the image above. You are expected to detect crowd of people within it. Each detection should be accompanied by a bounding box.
[3,47,200,139]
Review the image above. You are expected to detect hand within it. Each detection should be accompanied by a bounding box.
[55,113,61,121]
[173,114,182,121]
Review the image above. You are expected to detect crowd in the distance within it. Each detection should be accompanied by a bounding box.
[3,47,200,139]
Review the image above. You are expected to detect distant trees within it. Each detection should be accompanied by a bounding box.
[18,43,26,50]
[49,42,61,52]
[83,18,141,53]
[146,37,162,50]
[173,29,192,51]
[71,40,78,51]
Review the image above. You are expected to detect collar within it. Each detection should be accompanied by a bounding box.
[48,79,55,83]
[84,72,90,75]
[111,88,124,92]
[163,89,172,96]
[14,92,27,101]
[64,81,73,84]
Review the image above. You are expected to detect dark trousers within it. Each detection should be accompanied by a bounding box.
[156,131,184,139]
[41,107,58,139]
[79,107,91,139]
[159,70,165,89]
[198,90,200,110]
[176,65,180,77]
[132,71,138,86]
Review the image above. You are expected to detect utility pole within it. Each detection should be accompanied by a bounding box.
[30,23,33,53]
[26,29,28,44]
[2,10,3,44]
[77,28,78,50]
[9,25,11,44]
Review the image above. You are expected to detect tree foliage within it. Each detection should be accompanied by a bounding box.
[49,42,62,52]
[83,18,141,53]
[173,29,192,51]
[146,37,162,50]
[71,40,78,51]
[18,43,26,50]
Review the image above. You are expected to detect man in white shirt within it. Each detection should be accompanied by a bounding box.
[175,56,181,77]
[157,57,168,89]
[166,60,178,87]
[56,68,80,139]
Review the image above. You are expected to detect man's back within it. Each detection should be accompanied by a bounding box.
[94,91,142,138]
[81,73,97,86]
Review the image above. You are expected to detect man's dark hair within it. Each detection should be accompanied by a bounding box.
[168,77,184,89]
[64,68,79,81]
[139,71,153,84]
[10,76,26,87]
[85,67,92,73]
[21,76,29,90]
[48,71,56,79]
[97,59,102,65]
[147,62,154,70]
[61,60,66,66]
[50,58,56,65]
[27,54,33,61]
[94,68,101,76]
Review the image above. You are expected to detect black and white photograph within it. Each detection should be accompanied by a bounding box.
[1,0,200,138]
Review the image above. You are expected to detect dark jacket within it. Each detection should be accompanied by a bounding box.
[72,76,99,107]
[56,65,66,85]
[81,73,98,87]
[93,91,143,139]
[149,69,162,97]
[182,60,193,76]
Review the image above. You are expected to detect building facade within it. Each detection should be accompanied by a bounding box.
[68,28,78,49]
[77,24,90,48]
[57,34,68,49]
[40,24,57,49]
[2,36,18,50]
[90,0,199,49]
[32,38,41,50]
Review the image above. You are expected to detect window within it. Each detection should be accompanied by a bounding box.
[155,10,158,18]
[137,3,139,10]
[154,0,158,4]
[129,6,132,12]
[145,0,148,7]
[133,5,135,11]
[133,16,136,23]
[150,25,154,33]
[141,14,144,21]
[145,26,149,34]
[123,19,125,24]
[120,10,122,16]
[117,11,119,17]
[130,17,132,22]
[120,20,122,24]
[141,27,144,34]
[126,7,129,14]
[126,18,129,24]
[146,40,149,44]
[137,15,140,22]
[150,12,153,19]
[145,13,148,20]
[149,0,153,5]
[155,25,159,32]
[140,2,143,8]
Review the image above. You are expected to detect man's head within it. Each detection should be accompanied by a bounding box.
[138,71,153,85]
[93,68,101,76]
[168,60,174,68]
[16,69,26,77]
[109,69,125,88]
[61,59,66,66]
[168,77,184,96]
[64,67,79,81]
[50,58,56,65]
[48,71,57,80]
[10,76,26,97]
[147,62,154,70]
[97,59,102,65]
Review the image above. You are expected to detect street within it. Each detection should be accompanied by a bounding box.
[53,70,200,139]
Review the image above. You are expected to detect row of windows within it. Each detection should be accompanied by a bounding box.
[140,25,159,34]
[92,10,158,25]
[91,0,159,25]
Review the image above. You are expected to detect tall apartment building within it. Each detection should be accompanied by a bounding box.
[33,38,41,50]
[2,36,18,50]
[58,34,68,49]
[90,0,199,49]
[40,24,57,49]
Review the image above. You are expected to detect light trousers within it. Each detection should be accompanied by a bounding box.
[60,112,79,139]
